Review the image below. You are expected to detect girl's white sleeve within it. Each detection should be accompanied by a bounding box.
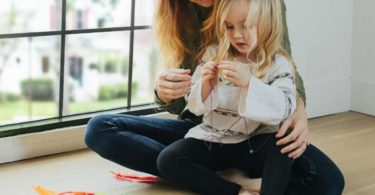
[238,55,297,125]
[185,46,219,116]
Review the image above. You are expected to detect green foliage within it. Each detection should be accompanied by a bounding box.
[104,59,117,73]
[98,82,138,101]
[0,92,21,102]
[20,78,54,101]
[100,54,128,75]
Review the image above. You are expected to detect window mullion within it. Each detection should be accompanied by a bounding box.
[58,0,67,118]
[127,0,136,109]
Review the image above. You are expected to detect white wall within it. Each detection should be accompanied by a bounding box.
[351,0,375,116]
[285,0,353,118]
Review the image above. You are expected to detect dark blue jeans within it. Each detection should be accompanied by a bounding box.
[157,134,294,195]
[84,114,344,195]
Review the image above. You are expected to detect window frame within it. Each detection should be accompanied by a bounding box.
[0,0,161,138]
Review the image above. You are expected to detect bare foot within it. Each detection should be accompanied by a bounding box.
[238,188,260,195]
[218,169,261,192]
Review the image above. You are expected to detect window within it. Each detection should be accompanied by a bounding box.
[0,0,161,136]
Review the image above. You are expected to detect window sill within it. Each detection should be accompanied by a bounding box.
[0,111,175,164]
[0,104,159,138]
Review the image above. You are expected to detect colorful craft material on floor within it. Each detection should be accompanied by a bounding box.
[33,186,96,195]
[111,171,159,182]
[33,171,158,194]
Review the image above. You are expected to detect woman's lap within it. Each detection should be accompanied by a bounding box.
[285,144,345,195]
[84,114,196,176]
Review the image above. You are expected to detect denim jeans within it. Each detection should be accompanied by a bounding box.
[284,144,345,195]
[84,114,344,194]
[157,134,294,195]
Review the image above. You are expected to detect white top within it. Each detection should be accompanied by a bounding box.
[184,46,297,143]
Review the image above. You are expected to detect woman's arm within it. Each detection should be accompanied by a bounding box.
[154,69,192,114]
[276,97,309,159]
[276,0,309,159]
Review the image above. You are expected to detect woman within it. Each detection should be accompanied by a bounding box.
[85,0,344,194]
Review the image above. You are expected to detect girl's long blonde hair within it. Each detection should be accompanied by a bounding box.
[154,0,203,69]
[202,0,294,79]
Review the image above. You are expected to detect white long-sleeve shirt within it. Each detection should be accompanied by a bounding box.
[185,47,297,143]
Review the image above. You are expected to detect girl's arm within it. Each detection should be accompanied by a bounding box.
[186,64,219,116]
[200,61,219,102]
[237,56,297,125]
[186,46,220,116]
[201,79,213,102]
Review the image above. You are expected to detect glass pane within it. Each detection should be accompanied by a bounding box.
[66,0,131,30]
[132,29,162,106]
[0,0,61,34]
[0,36,60,126]
[64,31,130,115]
[135,0,156,26]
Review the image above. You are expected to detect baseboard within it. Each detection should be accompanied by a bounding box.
[0,112,175,164]
[351,80,375,116]
[0,125,86,164]
[305,78,351,118]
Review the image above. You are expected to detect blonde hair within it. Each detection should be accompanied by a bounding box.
[154,0,202,69]
[202,0,294,79]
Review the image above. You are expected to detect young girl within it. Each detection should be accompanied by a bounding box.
[157,0,297,194]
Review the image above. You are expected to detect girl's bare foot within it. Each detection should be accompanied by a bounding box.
[238,188,260,195]
[218,169,261,192]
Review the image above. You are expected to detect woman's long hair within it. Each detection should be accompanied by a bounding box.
[202,0,294,79]
[154,0,197,69]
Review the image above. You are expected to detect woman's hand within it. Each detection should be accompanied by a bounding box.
[155,69,192,103]
[218,61,251,88]
[276,98,309,159]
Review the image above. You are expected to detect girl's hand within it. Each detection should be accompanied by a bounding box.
[218,61,251,88]
[200,61,219,102]
[155,69,191,103]
[276,98,309,159]
[201,61,219,86]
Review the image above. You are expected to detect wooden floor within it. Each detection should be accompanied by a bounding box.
[1,111,375,195]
